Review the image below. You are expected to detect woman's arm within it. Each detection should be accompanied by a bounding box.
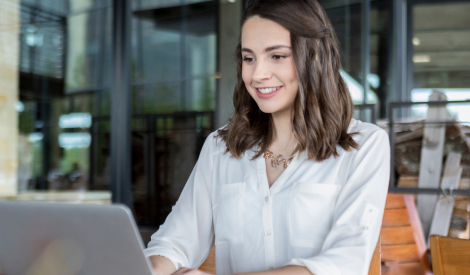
[170,265,312,275]
[144,133,216,272]
[149,255,177,275]
[237,265,312,275]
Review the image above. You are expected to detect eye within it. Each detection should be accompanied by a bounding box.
[272,55,287,60]
[243,57,255,63]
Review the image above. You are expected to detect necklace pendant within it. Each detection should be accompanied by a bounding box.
[264,149,293,170]
[270,158,279,169]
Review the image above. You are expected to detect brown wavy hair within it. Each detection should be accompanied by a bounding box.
[216,0,358,162]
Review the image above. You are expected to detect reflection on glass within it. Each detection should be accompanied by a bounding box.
[133,27,182,82]
[412,2,470,91]
[20,4,65,79]
[411,89,470,125]
[325,4,362,84]
[131,0,217,225]
[134,82,181,114]
[411,2,470,123]
[185,33,216,77]
[135,0,210,10]
[324,1,391,118]
[370,0,391,118]
[184,77,216,111]
[395,0,470,193]
[12,1,112,194]
[341,70,378,104]
[66,6,112,91]
[135,0,181,10]
[70,0,95,13]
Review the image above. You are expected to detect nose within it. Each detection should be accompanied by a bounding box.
[252,59,272,82]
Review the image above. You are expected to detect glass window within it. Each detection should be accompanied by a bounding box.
[131,0,217,225]
[184,33,216,78]
[66,6,112,92]
[370,0,392,118]
[69,0,111,14]
[325,0,392,119]
[132,25,182,83]
[134,82,181,114]
[411,1,470,122]
[134,0,210,10]
[184,77,216,112]
[9,0,112,197]
[325,4,363,86]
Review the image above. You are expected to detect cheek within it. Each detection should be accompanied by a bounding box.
[280,62,298,96]
[287,61,298,84]
[241,64,251,85]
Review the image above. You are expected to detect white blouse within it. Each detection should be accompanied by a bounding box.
[144,119,390,275]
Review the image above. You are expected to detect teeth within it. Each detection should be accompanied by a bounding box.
[257,87,280,94]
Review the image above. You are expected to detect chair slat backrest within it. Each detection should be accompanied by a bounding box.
[430,235,470,275]
[198,246,216,274]
[369,237,382,275]
[381,194,432,275]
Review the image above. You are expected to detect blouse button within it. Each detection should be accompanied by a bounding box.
[265,196,269,202]
[266,230,271,236]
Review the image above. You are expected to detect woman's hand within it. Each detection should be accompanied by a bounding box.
[172,268,213,275]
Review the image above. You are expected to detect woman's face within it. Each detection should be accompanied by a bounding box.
[241,16,299,115]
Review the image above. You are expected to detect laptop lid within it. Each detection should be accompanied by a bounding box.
[0,201,155,275]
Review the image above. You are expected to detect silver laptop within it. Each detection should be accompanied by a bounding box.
[0,201,155,275]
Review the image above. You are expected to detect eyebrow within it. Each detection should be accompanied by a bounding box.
[241,45,291,54]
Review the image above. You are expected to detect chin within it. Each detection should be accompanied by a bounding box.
[258,108,275,114]
[257,104,285,114]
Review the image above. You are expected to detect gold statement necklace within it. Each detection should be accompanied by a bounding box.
[264,149,295,169]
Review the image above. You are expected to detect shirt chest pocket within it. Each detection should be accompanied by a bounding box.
[289,182,341,248]
[214,182,245,245]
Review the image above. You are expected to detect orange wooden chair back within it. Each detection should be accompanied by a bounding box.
[381,194,432,275]
[199,239,381,275]
[430,235,470,275]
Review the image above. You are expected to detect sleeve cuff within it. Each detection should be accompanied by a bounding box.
[286,256,341,275]
[144,247,183,271]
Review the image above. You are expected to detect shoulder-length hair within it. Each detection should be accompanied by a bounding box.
[217,0,358,162]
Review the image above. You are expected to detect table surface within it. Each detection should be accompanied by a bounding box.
[0,190,112,204]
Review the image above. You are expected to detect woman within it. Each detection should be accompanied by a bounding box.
[145,0,390,274]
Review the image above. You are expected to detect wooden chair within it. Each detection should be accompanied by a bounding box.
[198,247,215,274]
[380,194,432,275]
[199,239,382,275]
[430,235,470,275]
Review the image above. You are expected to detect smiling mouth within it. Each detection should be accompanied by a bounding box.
[256,86,282,94]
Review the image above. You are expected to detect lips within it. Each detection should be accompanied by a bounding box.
[255,86,283,99]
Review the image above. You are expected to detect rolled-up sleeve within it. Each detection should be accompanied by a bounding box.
[286,129,390,275]
[144,133,216,270]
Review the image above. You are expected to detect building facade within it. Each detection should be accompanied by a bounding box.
[0,0,469,228]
